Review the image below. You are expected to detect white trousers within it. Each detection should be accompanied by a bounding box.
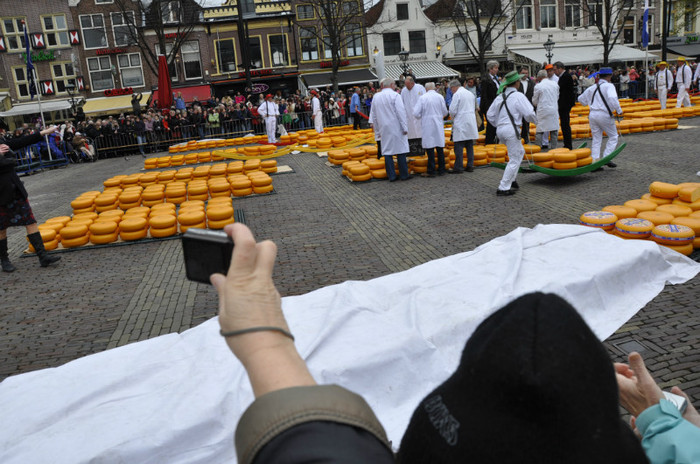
[589,111,618,160]
[314,113,324,133]
[658,87,668,110]
[676,85,691,108]
[265,117,277,143]
[497,128,524,191]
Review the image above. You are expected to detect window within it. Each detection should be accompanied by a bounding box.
[540,0,557,28]
[564,0,581,27]
[343,1,359,14]
[51,62,76,94]
[87,56,113,91]
[297,4,315,19]
[685,9,694,32]
[215,38,237,72]
[396,3,409,20]
[111,12,136,47]
[155,43,178,80]
[322,31,332,59]
[161,1,181,24]
[118,53,144,87]
[269,34,289,66]
[408,31,425,54]
[300,27,319,61]
[248,37,263,68]
[588,0,604,27]
[181,41,202,79]
[345,24,362,57]
[454,33,468,53]
[2,17,27,52]
[80,14,107,49]
[483,30,493,51]
[383,32,401,55]
[13,66,31,99]
[42,15,70,48]
[515,0,533,29]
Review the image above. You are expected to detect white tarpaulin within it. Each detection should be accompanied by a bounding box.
[1,224,698,463]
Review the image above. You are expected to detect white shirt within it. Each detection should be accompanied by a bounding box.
[578,80,622,115]
[532,79,560,132]
[676,64,692,88]
[311,96,321,116]
[520,78,530,95]
[448,86,479,142]
[486,87,537,139]
[412,89,448,149]
[401,83,426,139]
[655,69,673,90]
[369,87,409,156]
[549,74,559,82]
[257,100,279,119]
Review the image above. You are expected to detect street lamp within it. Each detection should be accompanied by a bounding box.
[65,82,77,113]
[543,36,555,64]
[398,48,409,75]
[435,42,441,59]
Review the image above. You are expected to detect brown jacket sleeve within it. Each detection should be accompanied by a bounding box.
[235,385,392,464]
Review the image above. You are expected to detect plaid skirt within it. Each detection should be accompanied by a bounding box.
[0,196,36,230]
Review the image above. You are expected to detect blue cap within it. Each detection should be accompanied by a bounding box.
[599,67,613,75]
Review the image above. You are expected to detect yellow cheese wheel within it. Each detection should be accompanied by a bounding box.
[695,237,700,248]
[649,181,680,199]
[206,206,234,221]
[94,195,118,207]
[677,182,700,189]
[579,211,618,230]
[411,158,429,167]
[672,198,700,211]
[73,212,99,221]
[532,153,552,163]
[142,191,165,201]
[90,231,119,245]
[179,221,206,233]
[230,178,253,189]
[61,235,89,248]
[233,188,253,197]
[70,198,94,210]
[553,161,578,170]
[120,229,148,241]
[150,225,178,238]
[250,176,272,187]
[72,207,96,215]
[149,215,177,229]
[119,201,141,211]
[188,184,209,196]
[352,173,372,182]
[535,160,554,168]
[89,221,118,235]
[207,217,235,229]
[641,193,673,206]
[636,211,675,226]
[372,169,388,179]
[349,165,371,176]
[36,229,57,242]
[99,210,125,219]
[615,218,655,239]
[671,217,700,236]
[576,157,593,166]
[208,197,232,206]
[180,200,205,209]
[650,224,695,245]
[119,217,149,232]
[60,225,89,240]
[253,184,274,194]
[46,216,72,225]
[261,159,277,168]
[523,144,541,154]
[178,210,206,226]
[678,186,700,203]
[624,199,658,213]
[655,204,693,217]
[208,182,232,193]
[602,205,638,219]
[570,148,591,159]
[39,222,64,234]
[43,238,59,251]
[553,152,577,163]
[125,206,150,216]
[65,219,94,228]
[660,243,694,256]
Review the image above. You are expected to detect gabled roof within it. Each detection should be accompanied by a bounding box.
[423,0,457,22]
[364,0,385,27]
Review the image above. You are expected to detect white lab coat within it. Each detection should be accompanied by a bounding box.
[369,87,409,156]
[448,86,479,142]
[676,64,693,108]
[312,96,323,133]
[532,79,560,132]
[257,100,279,143]
[412,90,447,149]
[401,83,426,139]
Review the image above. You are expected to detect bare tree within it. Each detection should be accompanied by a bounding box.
[111,0,205,78]
[582,0,634,65]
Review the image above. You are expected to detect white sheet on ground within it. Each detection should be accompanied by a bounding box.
[1,224,698,463]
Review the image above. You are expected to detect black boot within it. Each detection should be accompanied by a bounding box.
[27,232,60,268]
[1,238,16,272]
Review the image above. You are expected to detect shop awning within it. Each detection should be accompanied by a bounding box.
[302,68,378,89]
[82,92,151,116]
[152,84,211,105]
[510,44,658,66]
[384,61,460,81]
[666,44,700,58]
[0,99,72,117]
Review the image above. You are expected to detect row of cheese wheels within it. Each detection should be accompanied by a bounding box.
[304,130,374,148]
[147,147,279,169]
[35,199,236,250]
[528,148,594,169]
[569,96,700,116]
[296,126,372,143]
[168,133,301,153]
[408,151,489,173]
[327,145,380,164]
[342,158,386,181]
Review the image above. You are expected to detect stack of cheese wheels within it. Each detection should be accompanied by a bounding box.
[141,184,166,207]
[103,176,126,189]
[348,148,366,161]
[187,180,209,201]
[243,146,260,156]
[185,153,198,165]
[579,211,618,231]
[39,217,69,242]
[149,208,178,238]
[96,209,124,225]
[170,155,185,167]
[165,181,187,205]
[473,147,489,166]
[227,161,244,175]
[121,174,142,189]
[348,162,372,182]
[572,148,592,166]
[118,187,142,210]
[261,159,277,174]
[144,158,158,170]
[208,178,232,198]
[259,144,276,156]
[328,150,350,165]
[248,172,273,194]
[156,157,171,168]
[73,211,99,223]
[244,159,261,174]
[551,149,577,170]
[60,221,90,248]
[89,219,119,245]
[197,151,212,163]
[342,160,360,177]
[672,216,700,248]
[175,167,193,182]
[206,199,235,229]
[364,145,379,158]
[602,205,637,219]
[119,215,149,241]
[178,208,206,233]
[411,157,428,174]
[94,192,119,213]
[156,170,175,185]
[364,158,386,179]
[316,138,332,150]
[193,165,211,181]
[210,163,228,178]
[71,194,97,215]
[650,224,695,255]
[331,136,347,148]
[28,228,59,252]
[614,218,655,239]
[533,151,554,168]
[139,172,158,187]
[486,144,507,163]
[229,174,253,197]
[150,202,176,217]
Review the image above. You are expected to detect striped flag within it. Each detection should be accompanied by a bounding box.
[23,22,36,100]
[642,0,649,48]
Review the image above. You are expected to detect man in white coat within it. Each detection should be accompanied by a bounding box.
[412,82,448,176]
[401,76,426,156]
[487,71,537,196]
[675,57,692,108]
[578,67,623,167]
[654,62,673,110]
[369,78,411,182]
[448,79,479,173]
[311,89,323,133]
[532,70,559,150]
[257,94,279,143]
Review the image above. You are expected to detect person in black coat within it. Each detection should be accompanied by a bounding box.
[0,126,62,272]
[517,67,535,143]
[554,61,576,150]
[479,60,500,144]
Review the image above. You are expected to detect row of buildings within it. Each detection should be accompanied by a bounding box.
[0,0,695,129]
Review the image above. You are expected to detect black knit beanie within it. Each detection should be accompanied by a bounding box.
[397,292,648,464]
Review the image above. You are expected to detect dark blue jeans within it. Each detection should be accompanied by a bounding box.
[425,147,446,174]
[384,154,409,181]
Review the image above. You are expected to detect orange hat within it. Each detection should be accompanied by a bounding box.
[265,94,273,99]
[545,64,554,70]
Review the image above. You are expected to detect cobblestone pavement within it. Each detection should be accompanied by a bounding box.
[1,121,699,409]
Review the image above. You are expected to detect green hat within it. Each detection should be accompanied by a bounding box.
[497,71,523,95]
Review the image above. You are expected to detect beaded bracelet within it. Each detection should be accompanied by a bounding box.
[220,326,295,341]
